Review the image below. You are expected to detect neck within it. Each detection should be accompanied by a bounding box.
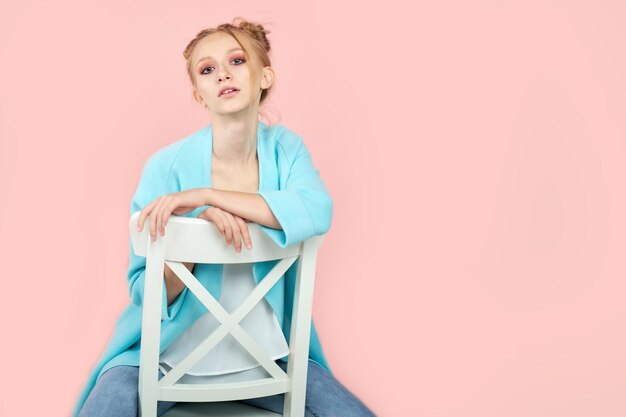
[211,117,258,167]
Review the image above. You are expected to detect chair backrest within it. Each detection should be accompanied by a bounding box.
[129,211,325,417]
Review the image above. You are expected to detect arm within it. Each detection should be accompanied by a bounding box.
[164,261,194,306]
[203,188,283,230]
[129,152,191,321]
[164,189,281,304]
[200,136,331,246]
[254,138,333,248]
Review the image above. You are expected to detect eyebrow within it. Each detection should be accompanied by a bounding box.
[195,48,243,67]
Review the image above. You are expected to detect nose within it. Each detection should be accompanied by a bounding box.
[218,72,231,82]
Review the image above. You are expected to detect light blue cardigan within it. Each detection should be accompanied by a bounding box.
[72,121,334,416]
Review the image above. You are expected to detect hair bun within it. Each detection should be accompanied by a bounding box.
[234,18,271,52]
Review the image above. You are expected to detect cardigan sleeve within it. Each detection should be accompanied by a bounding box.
[257,138,334,248]
[127,155,188,322]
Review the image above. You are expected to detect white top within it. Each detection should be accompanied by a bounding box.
[159,262,290,384]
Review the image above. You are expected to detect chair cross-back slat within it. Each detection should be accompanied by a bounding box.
[157,257,297,386]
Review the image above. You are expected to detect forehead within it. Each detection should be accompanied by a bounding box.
[191,33,242,65]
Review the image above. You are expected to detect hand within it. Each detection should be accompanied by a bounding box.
[197,207,252,253]
[136,188,208,241]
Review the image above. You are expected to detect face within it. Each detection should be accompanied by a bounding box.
[189,32,273,115]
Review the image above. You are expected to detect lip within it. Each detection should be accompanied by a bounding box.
[218,86,240,97]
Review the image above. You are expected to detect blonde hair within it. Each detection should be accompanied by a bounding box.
[182,17,276,121]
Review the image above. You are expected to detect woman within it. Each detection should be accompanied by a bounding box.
[73,18,377,417]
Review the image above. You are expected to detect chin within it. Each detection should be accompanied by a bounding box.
[215,105,253,116]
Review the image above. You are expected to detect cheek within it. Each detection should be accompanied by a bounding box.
[194,82,214,99]
[233,65,252,78]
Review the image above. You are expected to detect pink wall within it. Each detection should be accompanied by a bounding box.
[1,1,625,416]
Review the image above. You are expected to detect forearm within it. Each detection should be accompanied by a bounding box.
[204,188,282,230]
[164,261,194,306]
[163,189,281,305]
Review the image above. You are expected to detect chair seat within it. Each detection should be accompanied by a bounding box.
[161,401,282,416]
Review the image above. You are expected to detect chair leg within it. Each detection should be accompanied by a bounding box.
[138,390,158,417]
[283,390,301,417]
[283,361,307,417]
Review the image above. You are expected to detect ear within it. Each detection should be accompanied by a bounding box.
[260,66,275,90]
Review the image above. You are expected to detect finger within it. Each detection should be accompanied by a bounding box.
[235,216,252,250]
[215,218,226,237]
[207,210,226,236]
[150,197,167,242]
[137,209,145,232]
[155,197,164,239]
[156,198,164,237]
[137,200,158,232]
[205,208,229,243]
[160,195,176,236]
[223,212,242,252]
[218,210,234,247]
[201,208,223,236]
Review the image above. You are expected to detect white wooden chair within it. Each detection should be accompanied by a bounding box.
[129,211,325,417]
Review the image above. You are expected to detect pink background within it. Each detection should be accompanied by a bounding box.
[1,1,625,416]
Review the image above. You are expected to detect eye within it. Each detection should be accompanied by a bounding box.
[200,66,214,75]
[199,56,245,75]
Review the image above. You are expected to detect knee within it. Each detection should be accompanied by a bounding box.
[305,361,334,394]
[304,362,376,417]
[79,366,139,417]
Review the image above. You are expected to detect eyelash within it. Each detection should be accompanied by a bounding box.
[199,57,246,75]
